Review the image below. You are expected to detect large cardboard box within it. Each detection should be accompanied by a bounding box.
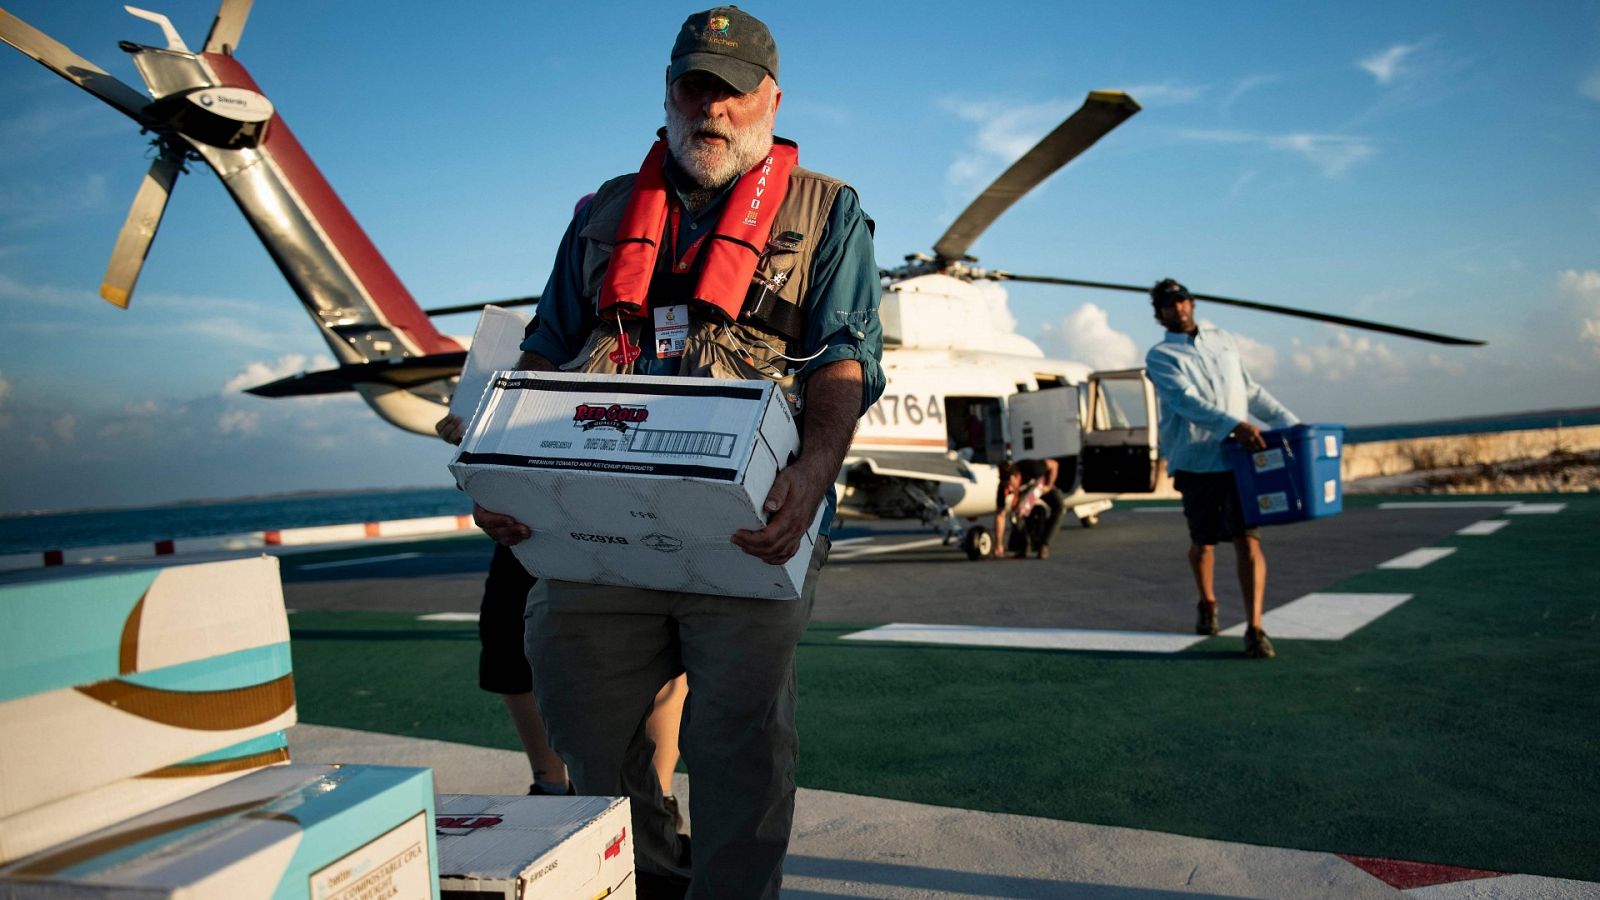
[0,764,437,899]
[0,731,290,864]
[0,557,296,820]
[449,371,821,600]
[436,794,632,900]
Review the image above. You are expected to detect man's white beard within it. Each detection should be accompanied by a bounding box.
[665,100,775,189]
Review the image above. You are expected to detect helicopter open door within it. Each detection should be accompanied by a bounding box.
[1079,368,1159,493]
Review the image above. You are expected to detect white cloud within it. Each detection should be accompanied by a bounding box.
[1583,72,1600,102]
[221,353,337,395]
[1220,75,1278,116]
[0,273,97,308]
[217,408,261,435]
[0,173,109,230]
[1040,303,1140,370]
[1289,330,1405,382]
[50,413,76,444]
[1176,129,1377,178]
[1555,269,1600,361]
[1358,42,1427,85]
[941,98,1076,192]
[1229,328,1280,381]
[1120,82,1208,107]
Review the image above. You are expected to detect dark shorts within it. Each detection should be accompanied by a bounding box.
[1173,470,1260,546]
[478,543,537,694]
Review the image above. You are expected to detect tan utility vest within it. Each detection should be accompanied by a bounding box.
[564,165,845,387]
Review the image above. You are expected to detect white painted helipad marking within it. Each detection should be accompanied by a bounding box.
[829,537,947,561]
[1457,520,1509,536]
[296,552,422,570]
[1507,502,1565,514]
[1379,501,1517,510]
[840,623,1205,653]
[1220,593,1413,640]
[1379,547,1457,569]
[418,612,479,622]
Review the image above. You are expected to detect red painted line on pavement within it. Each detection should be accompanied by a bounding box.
[1337,853,1503,889]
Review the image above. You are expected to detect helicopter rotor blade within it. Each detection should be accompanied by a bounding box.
[996,273,1487,346]
[423,296,540,318]
[101,146,184,309]
[933,90,1141,264]
[203,0,253,54]
[0,6,151,123]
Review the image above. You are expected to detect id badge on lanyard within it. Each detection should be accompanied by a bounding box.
[654,304,689,358]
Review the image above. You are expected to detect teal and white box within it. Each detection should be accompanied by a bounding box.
[0,730,291,865]
[0,557,296,820]
[0,764,437,899]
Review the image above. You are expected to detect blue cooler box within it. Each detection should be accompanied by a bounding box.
[1227,423,1344,526]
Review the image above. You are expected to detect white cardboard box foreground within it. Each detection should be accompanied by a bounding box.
[436,794,633,900]
[0,557,295,821]
[0,764,436,899]
[448,372,819,600]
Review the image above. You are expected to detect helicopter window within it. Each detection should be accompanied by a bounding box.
[1092,379,1149,431]
[945,396,1004,464]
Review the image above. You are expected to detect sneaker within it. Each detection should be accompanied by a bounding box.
[1244,626,1276,659]
[528,781,576,796]
[1036,545,1050,560]
[1195,601,1219,636]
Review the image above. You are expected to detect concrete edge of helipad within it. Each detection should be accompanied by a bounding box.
[286,723,1421,898]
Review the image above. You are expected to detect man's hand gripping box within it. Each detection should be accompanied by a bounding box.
[448,372,821,600]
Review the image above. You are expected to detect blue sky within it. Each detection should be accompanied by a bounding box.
[2,1,1598,512]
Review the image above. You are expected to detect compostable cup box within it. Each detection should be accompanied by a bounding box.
[0,557,297,821]
[0,731,290,865]
[448,371,822,600]
[1227,423,1345,526]
[0,764,437,900]
[435,794,633,900]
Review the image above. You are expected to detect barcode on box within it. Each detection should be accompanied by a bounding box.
[629,429,738,458]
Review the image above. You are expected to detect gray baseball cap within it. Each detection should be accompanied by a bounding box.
[668,7,778,94]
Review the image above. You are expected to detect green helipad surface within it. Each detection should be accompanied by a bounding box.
[288,494,1600,881]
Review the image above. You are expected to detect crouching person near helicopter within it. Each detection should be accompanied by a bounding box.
[1145,278,1298,659]
[991,457,1066,559]
[471,8,883,898]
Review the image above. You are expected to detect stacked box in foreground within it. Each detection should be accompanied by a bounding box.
[436,794,632,899]
[0,764,437,899]
[0,557,297,859]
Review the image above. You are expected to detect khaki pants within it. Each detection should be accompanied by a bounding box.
[524,541,825,899]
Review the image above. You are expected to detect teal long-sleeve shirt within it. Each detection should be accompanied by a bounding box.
[521,160,885,416]
[1145,327,1298,474]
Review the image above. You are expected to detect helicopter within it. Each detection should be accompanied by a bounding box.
[1,2,1484,558]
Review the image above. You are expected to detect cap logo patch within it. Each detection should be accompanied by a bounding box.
[704,14,738,48]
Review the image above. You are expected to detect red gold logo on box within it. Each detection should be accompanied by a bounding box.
[573,403,649,432]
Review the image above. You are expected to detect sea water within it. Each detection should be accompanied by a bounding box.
[0,487,471,555]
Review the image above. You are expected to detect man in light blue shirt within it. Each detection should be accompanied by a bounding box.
[1145,279,1298,658]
